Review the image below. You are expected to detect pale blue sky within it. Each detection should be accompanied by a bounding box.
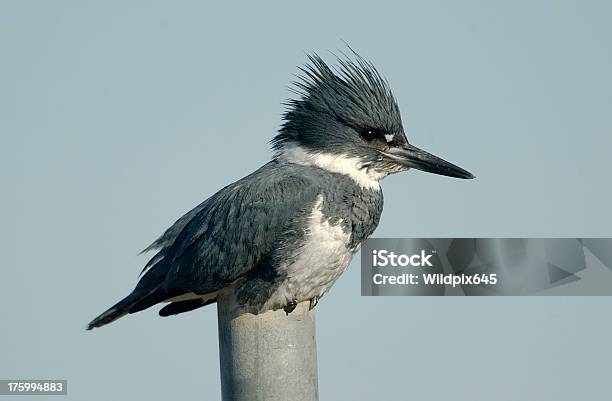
[2,1,612,400]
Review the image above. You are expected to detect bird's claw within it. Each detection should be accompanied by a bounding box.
[309,296,319,311]
[284,299,298,315]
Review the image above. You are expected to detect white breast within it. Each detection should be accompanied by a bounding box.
[266,195,356,310]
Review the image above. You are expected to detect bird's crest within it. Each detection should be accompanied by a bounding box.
[272,49,403,154]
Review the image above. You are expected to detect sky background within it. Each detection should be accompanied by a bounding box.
[2,1,612,400]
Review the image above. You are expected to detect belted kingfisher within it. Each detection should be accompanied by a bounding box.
[87,51,473,330]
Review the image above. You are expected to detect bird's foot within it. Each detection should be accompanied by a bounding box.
[284,299,298,315]
[309,296,319,311]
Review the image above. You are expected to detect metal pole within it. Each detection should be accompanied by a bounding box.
[217,299,318,401]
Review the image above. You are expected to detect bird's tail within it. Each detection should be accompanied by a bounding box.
[86,287,164,330]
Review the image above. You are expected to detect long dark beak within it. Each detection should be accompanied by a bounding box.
[382,144,475,179]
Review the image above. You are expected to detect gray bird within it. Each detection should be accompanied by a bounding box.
[87,52,473,329]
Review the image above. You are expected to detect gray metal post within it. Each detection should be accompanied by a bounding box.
[217,299,318,401]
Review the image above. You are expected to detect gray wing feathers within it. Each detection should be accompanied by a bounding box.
[87,162,321,329]
[140,195,219,255]
[144,162,320,294]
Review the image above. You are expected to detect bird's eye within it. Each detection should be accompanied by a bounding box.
[360,128,385,142]
[360,129,376,142]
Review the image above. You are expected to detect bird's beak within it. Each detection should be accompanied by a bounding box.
[382,144,475,179]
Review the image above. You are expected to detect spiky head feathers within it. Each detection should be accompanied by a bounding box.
[272,53,406,156]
